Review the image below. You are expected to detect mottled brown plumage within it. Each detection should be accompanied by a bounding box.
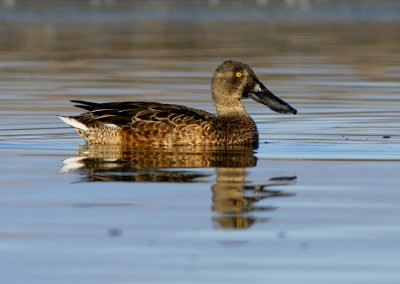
[58,60,297,146]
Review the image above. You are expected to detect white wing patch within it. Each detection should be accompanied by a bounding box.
[104,123,119,129]
[58,116,89,131]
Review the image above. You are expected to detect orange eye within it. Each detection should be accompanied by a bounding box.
[235,72,242,78]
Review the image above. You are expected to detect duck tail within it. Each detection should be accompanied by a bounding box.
[58,115,89,131]
[70,100,100,111]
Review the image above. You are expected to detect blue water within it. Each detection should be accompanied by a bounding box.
[0,4,400,283]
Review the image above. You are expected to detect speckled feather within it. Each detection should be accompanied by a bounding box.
[67,100,257,145]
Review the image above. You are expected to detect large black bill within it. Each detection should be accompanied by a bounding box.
[249,82,297,115]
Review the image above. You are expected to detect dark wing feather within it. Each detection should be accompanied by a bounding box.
[70,100,215,128]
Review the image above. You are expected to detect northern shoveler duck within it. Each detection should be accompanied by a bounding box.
[58,60,297,146]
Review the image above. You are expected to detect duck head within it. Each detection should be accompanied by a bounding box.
[211,60,297,115]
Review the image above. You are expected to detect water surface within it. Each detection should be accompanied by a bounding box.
[0,5,399,283]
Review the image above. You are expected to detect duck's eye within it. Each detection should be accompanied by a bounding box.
[235,72,242,78]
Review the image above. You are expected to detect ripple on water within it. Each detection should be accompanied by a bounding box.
[0,11,400,283]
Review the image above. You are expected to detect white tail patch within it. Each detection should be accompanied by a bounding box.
[58,116,89,131]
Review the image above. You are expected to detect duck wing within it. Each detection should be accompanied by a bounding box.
[70,100,215,128]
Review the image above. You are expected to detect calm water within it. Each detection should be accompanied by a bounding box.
[0,4,400,283]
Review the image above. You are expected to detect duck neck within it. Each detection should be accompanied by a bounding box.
[211,81,251,119]
[213,95,250,119]
[215,101,250,119]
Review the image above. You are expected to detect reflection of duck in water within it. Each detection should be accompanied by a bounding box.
[61,144,257,182]
[61,145,295,229]
[212,168,295,229]
[58,61,296,146]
